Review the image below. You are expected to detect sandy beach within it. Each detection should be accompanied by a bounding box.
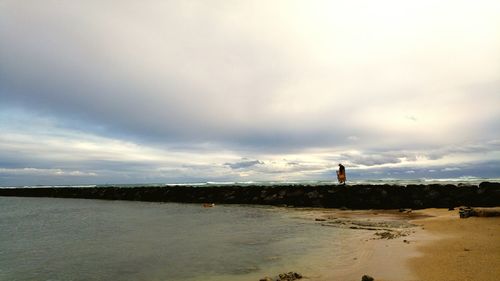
[300,209,423,281]
[409,208,500,281]
[303,207,500,281]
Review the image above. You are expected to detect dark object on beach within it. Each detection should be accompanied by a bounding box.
[315,218,326,221]
[278,272,302,281]
[459,207,500,218]
[374,231,402,239]
[459,207,475,218]
[361,275,375,281]
[474,208,500,217]
[260,272,302,281]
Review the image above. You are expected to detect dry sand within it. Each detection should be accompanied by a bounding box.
[302,208,500,281]
[408,208,500,281]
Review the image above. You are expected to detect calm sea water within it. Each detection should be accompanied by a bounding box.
[0,197,360,281]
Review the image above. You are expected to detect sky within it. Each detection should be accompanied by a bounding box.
[1,0,499,185]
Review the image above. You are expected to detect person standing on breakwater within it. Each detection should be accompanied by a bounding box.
[337,163,346,185]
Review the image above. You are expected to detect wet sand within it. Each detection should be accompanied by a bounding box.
[292,209,426,281]
[299,208,500,281]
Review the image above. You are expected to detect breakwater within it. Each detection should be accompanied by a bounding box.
[1,182,499,209]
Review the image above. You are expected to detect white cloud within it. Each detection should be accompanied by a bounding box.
[1,1,499,146]
[0,168,97,177]
[441,167,461,172]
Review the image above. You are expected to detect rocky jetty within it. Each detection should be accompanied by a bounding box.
[0,182,499,209]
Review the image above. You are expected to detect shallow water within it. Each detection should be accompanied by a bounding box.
[0,197,361,281]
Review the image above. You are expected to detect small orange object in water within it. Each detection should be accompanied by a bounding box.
[202,203,215,208]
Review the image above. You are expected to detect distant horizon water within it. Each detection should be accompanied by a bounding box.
[1,177,499,189]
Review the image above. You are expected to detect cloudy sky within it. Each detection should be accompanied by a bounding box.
[1,0,499,185]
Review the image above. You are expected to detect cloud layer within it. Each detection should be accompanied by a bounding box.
[1,0,499,185]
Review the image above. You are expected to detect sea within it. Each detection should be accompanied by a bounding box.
[1,176,497,189]
[1,178,498,281]
[0,197,367,281]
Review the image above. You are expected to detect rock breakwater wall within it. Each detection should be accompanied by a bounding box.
[1,182,499,209]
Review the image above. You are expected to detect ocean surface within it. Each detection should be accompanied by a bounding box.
[0,197,362,281]
[1,177,498,189]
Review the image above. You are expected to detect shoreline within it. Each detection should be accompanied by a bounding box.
[292,207,499,281]
[299,209,425,281]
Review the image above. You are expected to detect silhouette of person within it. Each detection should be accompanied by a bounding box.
[337,163,346,185]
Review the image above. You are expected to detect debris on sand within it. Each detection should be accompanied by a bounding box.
[259,272,302,281]
[361,275,375,281]
[317,215,414,240]
[373,231,408,240]
[459,207,500,218]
